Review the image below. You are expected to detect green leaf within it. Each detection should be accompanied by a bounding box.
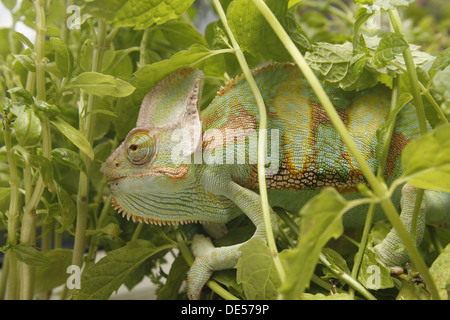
[29,155,54,191]
[34,100,60,118]
[305,42,353,84]
[0,187,11,213]
[54,183,76,232]
[236,237,281,300]
[227,0,294,61]
[34,249,73,293]
[400,124,450,192]
[373,32,409,68]
[14,108,42,147]
[429,243,450,300]
[50,37,74,78]
[14,53,36,72]
[74,240,173,300]
[68,72,135,97]
[159,20,208,49]
[50,116,94,160]
[8,87,34,105]
[13,244,50,267]
[279,188,347,299]
[51,148,87,173]
[429,47,450,77]
[373,0,414,10]
[157,255,189,300]
[12,31,34,50]
[85,0,195,30]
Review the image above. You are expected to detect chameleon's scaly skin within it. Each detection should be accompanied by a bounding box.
[101,64,450,299]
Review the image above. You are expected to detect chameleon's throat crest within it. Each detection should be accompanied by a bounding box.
[111,197,207,225]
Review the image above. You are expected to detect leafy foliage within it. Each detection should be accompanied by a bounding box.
[0,0,449,301]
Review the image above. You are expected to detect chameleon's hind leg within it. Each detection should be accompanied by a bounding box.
[186,180,278,300]
[374,184,450,266]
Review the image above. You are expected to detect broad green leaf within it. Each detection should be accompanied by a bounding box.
[429,243,450,300]
[279,188,347,299]
[34,249,73,293]
[305,42,353,83]
[74,240,174,300]
[13,244,50,267]
[373,33,408,68]
[157,255,190,300]
[227,0,295,61]
[85,0,195,30]
[29,155,54,191]
[68,72,135,97]
[14,108,42,147]
[50,116,94,160]
[50,37,74,78]
[400,124,450,193]
[51,148,87,173]
[159,20,208,49]
[364,35,435,76]
[236,237,281,300]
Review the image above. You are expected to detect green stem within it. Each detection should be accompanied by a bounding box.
[212,0,286,284]
[3,120,20,299]
[418,81,448,125]
[72,19,107,270]
[251,0,440,300]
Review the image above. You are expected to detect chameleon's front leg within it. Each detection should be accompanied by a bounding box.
[186,181,277,300]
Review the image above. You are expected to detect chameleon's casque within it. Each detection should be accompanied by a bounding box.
[101,63,450,299]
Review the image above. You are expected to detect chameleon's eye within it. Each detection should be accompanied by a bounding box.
[126,132,156,165]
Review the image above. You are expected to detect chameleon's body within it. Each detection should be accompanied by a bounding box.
[101,64,449,299]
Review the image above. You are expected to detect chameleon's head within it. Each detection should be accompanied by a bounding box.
[101,68,205,225]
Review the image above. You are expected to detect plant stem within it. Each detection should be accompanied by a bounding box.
[211,0,285,284]
[251,0,440,300]
[72,19,107,270]
[3,119,20,299]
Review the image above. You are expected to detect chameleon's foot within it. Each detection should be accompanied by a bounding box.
[186,234,242,299]
[186,234,215,300]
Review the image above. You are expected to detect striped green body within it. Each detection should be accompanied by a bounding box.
[200,63,418,225]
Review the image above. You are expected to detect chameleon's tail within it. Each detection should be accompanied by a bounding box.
[374,184,450,266]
